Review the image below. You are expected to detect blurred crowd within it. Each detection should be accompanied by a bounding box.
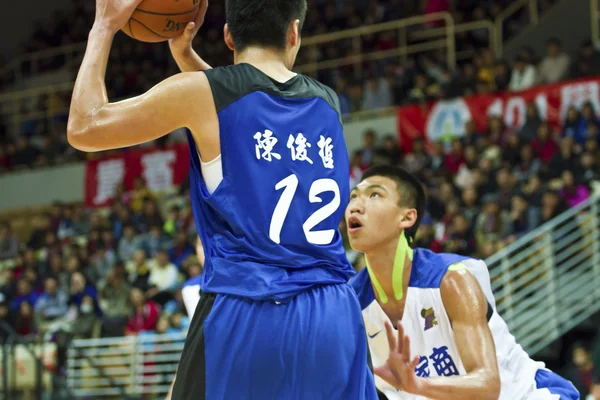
[344,100,600,263]
[0,0,573,173]
[0,178,202,345]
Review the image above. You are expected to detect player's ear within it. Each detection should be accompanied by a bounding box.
[289,19,300,48]
[224,24,235,51]
[399,208,417,231]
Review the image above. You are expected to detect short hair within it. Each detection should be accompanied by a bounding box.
[360,166,427,242]
[226,0,308,52]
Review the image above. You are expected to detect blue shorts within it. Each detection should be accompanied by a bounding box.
[172,283,378,399]
[532,369,580,399]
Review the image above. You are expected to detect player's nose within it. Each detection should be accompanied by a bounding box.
[347,198,365,216]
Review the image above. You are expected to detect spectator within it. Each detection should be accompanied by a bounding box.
[502,131,521,165]
[563,342,595,399]
[99,267,132,337]
[168,232,195,270]
[163,205,182,237]
[444,215,476,256]
[513,144,541,183]
[69,272,101,318]
[118,224,141,262]
[140,224,170,259]
[128,249,152,293]
[461,120,481,148]
[549,137,579,176]
[90,242,117,285]
[14,302,35,336]
[475,194,511,251]
[579,152,600,183]
[509,55,537,92]
[570,40,600,79]
[9,279,39,313]
[444,139,465,175]
[147,250,180,305]
[579,102,600,143]
[129,177,155,214]
[372,135,402,166]
[403,138,430,173]
[559,170,590,208]
[126,288,160,335]
[537,38,570,84]
[362,76,392,111]
[520,102,543,143]
[413,215,442,253]
[461,187,480,220]
[531,123,559,164]
[562,106,583,145]
[0,222,19,260]
[34,276,69,334]
[507,193,539,241]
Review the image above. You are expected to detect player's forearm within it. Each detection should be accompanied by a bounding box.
[67,25,114,144]
[416,369,500,400]
[171,47,212,72]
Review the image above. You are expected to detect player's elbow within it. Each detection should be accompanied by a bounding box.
[482,371,501,400]
[67,117,101,152]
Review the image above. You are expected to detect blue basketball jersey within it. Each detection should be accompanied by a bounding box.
[187,64,354,301]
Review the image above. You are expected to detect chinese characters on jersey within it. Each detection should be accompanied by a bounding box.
[254,130,333,168]
[414,346,459,378]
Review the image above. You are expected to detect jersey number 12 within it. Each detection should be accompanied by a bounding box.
[269,174,340,245]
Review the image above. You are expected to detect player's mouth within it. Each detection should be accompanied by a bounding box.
[347,216,363,234]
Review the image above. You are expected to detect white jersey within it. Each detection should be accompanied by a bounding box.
[351,249,553,400]
[181,275,203,318]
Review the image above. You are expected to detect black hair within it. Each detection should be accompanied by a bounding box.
[360,165,427,241]
[226,0,307,51]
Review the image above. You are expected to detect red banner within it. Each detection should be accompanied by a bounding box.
[85,144,190,208]
[398,77,600,152]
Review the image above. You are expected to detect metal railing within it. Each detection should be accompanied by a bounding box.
[493,0,539,56]
[0,42,85,88]
[296,12,457,77]
[67,332,186,398]
[0,82,73,138]
[485,193,600,356]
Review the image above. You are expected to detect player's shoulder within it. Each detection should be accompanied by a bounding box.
[349,267,375,310]
[409,248,482,289]
[204,64,340,117]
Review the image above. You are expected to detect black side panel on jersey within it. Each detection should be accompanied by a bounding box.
[203,63,342,123]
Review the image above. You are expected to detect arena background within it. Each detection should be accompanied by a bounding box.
[1,0,600,398]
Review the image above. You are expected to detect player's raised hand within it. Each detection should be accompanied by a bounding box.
[93,0,144,33]
[169,0,209,54]
[374,321,424,395]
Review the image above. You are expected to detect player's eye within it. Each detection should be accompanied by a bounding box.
[350,193,357,200]
[370,192,381,198]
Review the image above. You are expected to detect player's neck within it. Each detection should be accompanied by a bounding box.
[365,234,413,306]
[235,48,297,82]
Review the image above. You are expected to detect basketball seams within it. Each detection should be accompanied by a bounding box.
[130,18,176,39]
[135,7,199,16]
[128,20,135,39]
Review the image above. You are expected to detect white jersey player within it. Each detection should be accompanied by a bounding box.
[346,165,579,400]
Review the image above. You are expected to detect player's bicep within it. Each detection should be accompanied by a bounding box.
[441,269,499,376]
[68,72,210,152]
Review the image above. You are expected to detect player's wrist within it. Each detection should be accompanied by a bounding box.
[89,22,118,38]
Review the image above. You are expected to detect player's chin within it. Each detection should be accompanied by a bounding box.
[348,233,370,253]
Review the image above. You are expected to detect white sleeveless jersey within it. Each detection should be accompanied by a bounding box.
[351,249,546,400]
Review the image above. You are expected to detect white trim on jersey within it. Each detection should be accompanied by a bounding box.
[181,284,201,318]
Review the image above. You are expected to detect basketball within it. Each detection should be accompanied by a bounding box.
[121,0,201,43]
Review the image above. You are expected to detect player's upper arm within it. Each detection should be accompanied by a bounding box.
[440,268,500,383]
[67,72,214,152]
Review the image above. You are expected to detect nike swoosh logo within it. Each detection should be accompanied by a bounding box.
[368,331,382,339]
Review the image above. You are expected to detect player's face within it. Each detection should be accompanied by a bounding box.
[345,176,406,253]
